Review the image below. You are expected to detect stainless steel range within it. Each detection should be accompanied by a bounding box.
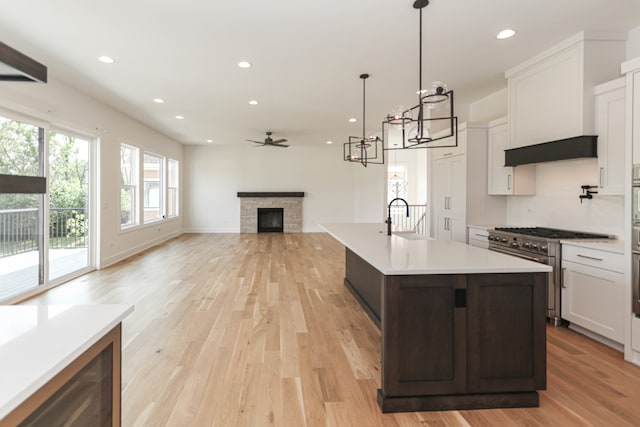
[487,227,610,325]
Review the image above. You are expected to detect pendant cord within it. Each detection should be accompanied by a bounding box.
[362,77,366,141]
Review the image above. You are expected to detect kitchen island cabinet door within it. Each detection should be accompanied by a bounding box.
[466,273,547,394]
[381,274,467,397]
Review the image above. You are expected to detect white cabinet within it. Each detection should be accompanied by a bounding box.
[467,225,490,249]
[561,243,625,344]
[506,32,626,149]
[429,123,506,243]
[487,117,535,195]
[434,153,466,241]
[594,78,626,195]
[625,57,640,164]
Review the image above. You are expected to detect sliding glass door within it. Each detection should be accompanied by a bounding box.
[0,114,94,301]
[48,131,91,281]
[0,115,45,300]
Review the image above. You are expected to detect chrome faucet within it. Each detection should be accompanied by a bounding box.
[386,198,409,236]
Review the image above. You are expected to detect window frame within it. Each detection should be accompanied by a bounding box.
[119,143,139,230]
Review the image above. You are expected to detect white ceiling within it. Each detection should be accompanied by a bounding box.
[1,0,640,147]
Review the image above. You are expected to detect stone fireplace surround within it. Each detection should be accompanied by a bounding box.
[237,192,304,233]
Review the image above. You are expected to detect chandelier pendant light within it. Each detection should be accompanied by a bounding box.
[382,0,458,151]
[343,74,384,167]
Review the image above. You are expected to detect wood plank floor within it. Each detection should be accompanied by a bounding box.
[21,233,640,426]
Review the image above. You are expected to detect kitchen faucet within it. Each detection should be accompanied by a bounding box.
[386,198,410,236]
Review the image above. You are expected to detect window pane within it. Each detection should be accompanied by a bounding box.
[0,193,42,300]
[0,116,40,177]
[143,152,163,223]
[167,159,178,217]
[120,144,138,227]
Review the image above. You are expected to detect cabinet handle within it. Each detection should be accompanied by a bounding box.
[577,254,603,262]
[599,167,604,187]
[443,152,453,157]
[507,174,512,190]
[561,268,567,288]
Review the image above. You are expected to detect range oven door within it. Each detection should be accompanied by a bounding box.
[489,245,559,320]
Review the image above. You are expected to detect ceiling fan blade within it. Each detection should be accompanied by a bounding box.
[271,143,289,147]
[272,138,287,144]
[246,139,263,144]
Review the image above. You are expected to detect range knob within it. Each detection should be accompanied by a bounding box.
[501,237,508,243]
[524,242,531,248]
[488,236,494,241]
[531,243,539,250]
[540,245,548,253]
[511,242,519,248]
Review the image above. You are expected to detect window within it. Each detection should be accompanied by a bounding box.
[120,144,138,228]
[167,159,179,217]
[143,152,163,223]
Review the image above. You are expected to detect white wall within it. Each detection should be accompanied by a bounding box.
[628,26,640,60]
[184,143,385,232]
[506,159,624,237]
[0,78,184,268]
[468,88,507,122]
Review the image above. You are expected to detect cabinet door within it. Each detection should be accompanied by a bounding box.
[633,72,640,165]
[466,273,546,393]
[436,215,452,240]
[382,275,467,397]
[561,261,625,343]
[595,84,625,195]
[488,122,512,195]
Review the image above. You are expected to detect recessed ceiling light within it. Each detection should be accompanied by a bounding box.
[349,118,357,123]
[153,98,164,104]
[98,55,114,64]
[249,100,258,105]
[207,139,213,143]
[326,141,333,145]
[238,61,252,69]
[175,115,184,120]
[496,29,516,40]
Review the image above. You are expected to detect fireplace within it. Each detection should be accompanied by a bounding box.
[237,192,304,233]
[257,208,284,233]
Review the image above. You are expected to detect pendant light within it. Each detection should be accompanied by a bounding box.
[382,0,458,151]
[344,74,384,167]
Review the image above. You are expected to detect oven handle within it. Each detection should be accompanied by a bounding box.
[488,246,551,264]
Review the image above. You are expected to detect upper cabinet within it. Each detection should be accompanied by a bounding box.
[487,117,535,195]
[623,57,640,165]
[506,32,626,149]
[594,78,625,196]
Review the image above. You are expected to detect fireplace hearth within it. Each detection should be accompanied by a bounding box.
[258,208,284,233]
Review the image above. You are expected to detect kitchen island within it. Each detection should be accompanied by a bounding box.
[321,223,552,413]
[0,304,133,426]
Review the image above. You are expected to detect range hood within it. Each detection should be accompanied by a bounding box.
[0,41,47,83]
[504,135,597,167]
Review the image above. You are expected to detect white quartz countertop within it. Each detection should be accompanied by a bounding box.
[0,304,134,420]
[560,239,624,254]
[321,223,552,275]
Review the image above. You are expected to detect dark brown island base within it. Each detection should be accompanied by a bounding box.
[323,223,550,413]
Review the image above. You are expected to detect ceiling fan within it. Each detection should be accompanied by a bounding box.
[246,131,289,148]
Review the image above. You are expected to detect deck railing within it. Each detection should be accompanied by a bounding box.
[0,208,87,258]
[388,204,428,236]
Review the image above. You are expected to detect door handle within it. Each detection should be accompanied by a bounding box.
[561,267,567,288]
[599,167,604,187]
[507,174,512,190]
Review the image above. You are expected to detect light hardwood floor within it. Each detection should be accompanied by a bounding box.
[21,233,640,426]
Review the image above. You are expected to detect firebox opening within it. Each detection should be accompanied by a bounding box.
[257,208,284,233]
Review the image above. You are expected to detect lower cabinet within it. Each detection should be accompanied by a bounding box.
[379,272,546,412]
[561,244,625,344]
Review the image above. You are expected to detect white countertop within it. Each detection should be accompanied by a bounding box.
[560,239,625,254]
[0,304,134,420]
[321,223,552,275]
